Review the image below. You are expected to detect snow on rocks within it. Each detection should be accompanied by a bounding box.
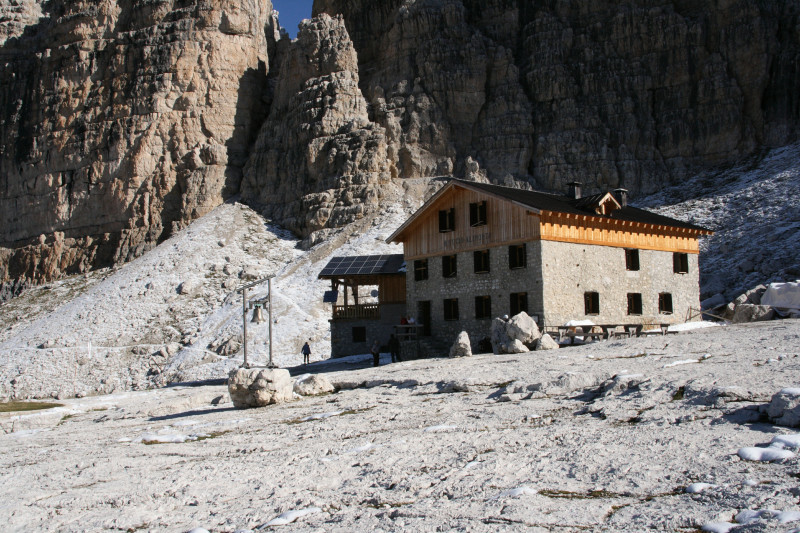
[228,368,292,408]
[737,446,795,462]
[685,482,717,493]
[766,387,800,427]
[293,374,334,396]
[771,433,800,449]
[449,331,472,358]
[263,507,322,526]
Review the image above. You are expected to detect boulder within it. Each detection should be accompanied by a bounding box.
[507,312,541,346]
[766,388,800,427]
[732,304,774,323]
[449,331,472,358]
[228,368,292,408]
[491,312,542,354]
[505,339,529,353]
[536,334,560,351]
[293,374,335,396]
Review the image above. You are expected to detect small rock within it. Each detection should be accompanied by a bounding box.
[449,331,472,358]
[293,374,335,396]
[732,304,774,323]
[766,387,800,427]
[535,334,559,351]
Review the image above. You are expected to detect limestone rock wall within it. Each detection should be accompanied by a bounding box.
[0,0,276,283]
[241,14,392,240]
[2,0,799,284]
[314,0,799,195]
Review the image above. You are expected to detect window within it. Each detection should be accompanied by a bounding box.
[473,250,490,273]
[469,201,487,227]
[414,259,429,281]
[443,298,459,321]
[442,255,457,278]
[510,292,528,316]
[627,293,643,315]
[659,293,673,314]
[475,295,492,319]
[673,252,689,274]
[438,208,455,232]
[625,249,640,271]
[584,292,600,315]
[509,244,526,269]
[352,326,366,343]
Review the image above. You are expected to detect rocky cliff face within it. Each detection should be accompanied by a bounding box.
[2,0,799,284]
[0,0,276,283]
[313,0,799,194]
[241,14,392,241]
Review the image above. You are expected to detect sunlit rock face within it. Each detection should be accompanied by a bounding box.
[0,0,277,283]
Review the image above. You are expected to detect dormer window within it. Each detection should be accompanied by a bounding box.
[596,193,622,215]
[438,208,455,232]
[469,201,487,227]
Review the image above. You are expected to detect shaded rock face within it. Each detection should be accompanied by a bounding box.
[314,0,799,195]
[0,0,276,283]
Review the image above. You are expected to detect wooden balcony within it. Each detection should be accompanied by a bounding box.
[332,304,380,320]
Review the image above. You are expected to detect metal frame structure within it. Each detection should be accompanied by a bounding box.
[237,276,275,368]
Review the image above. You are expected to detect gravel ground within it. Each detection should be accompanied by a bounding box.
[2,320,799,532]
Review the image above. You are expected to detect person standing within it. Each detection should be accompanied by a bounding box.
[388,334,402,363]
[301,341,311,365]
[371,340,380,367]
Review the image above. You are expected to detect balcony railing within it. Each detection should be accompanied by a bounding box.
[332,304,380,320]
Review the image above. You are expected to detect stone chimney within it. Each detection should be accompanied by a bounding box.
[612,188,629,207]
[567,182,582,199]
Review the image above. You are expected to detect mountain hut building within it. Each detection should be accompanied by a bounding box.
[321,179,712,356]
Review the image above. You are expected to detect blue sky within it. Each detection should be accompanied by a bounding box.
[272,0,314,39]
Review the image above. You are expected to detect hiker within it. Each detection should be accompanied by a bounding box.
[371,340,380,367]
[388,334,402,363]
[301,341,311,364]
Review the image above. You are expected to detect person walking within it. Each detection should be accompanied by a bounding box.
[371,340,380,367]
[301,341,311,365]
[388,334,402,363]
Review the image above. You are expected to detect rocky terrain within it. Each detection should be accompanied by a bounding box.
[1,138,798,402]
[2,320,799,532]
[2,0,799,284]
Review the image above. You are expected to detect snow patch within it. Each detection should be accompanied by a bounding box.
[737,447,795,462]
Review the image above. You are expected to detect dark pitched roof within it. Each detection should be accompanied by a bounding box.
[318,254,405,279]
[453,179,711,232]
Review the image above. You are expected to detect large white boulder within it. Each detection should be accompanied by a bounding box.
[507,312,541,345]
[449,331,473,358]
[293,374,335,396]
[228,368,292,408]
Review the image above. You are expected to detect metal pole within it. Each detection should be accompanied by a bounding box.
[268,278,274,368]
[242,287,249,368]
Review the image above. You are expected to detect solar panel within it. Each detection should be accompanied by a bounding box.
[318,254,405,278]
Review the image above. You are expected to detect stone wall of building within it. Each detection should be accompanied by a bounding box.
[329,302,406,357]
[539,241,701,327]
[406,242,544,349]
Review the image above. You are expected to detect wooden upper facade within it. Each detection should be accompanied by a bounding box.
[387,180,712,259]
